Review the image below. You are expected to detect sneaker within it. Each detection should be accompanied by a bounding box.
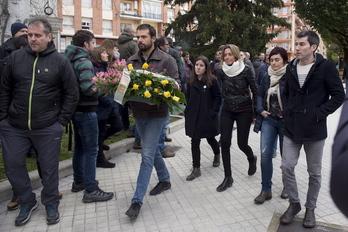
[125,202,141,219]
[161,150,175,158]
[82,188,114,203]
[46,204,60,225]
[303,208,316,228]
[7,195,19,211]
[71,182,85,192]
[133,141,142,149]
[149,181,171,196]
[15,200,38,226]
[96,159,116,168]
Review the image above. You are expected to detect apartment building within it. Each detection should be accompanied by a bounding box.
[58,0,192,51]
[267,0,326,59]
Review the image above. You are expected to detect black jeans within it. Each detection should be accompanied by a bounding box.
[220,109,254,177]
[191,137,220,168]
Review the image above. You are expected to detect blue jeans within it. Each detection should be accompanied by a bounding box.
[132,117,170,205]
[260,116,284,192]
[158,112,170,153]
[130,124,141,142]
[72,112,99,192]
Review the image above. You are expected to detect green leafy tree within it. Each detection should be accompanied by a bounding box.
[294,0,348,64]
[164,0,290,60]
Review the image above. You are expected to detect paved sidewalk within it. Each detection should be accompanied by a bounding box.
[0,110,348,231]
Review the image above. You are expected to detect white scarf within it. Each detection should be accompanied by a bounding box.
[266,64,287,111]
[222,60,245,77]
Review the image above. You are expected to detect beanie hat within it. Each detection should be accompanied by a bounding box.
[11,23,28,37]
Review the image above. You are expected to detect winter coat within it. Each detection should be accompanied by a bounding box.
[253,72,285,133]
[282,53,345,141]
[117,32,139,60]
[0,43,79,130]
[219,65,258,112]
[65,45,98,112]
[0,38,15,60]
[185,77,221,139]
[127,47,179,118]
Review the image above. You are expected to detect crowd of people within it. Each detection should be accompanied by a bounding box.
[0,17,346,229]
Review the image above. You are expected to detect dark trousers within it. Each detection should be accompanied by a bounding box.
[220,109,254,177]
[97,115,123,161]
[119,102,130,130]
[191,137,220,168]
[0,121,62,206]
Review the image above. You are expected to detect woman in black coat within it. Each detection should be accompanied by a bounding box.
[184,56,222,181]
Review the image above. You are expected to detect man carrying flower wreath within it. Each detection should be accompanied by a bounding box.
[125,24,180,220]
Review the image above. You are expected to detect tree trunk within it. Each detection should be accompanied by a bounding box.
[0,0,10,44]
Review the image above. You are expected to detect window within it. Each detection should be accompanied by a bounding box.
[82,0,92,7]
[282,43,289,50]
[283,7,289,15]
[282,31,289,39]
[103,0,112,10]
[82,18,92,30]
[143,1,161,19]
[102,20,112,32]
[63,0,74,4]
[167,9,174,22]
[272,43,278,47]
[63,16,74,29]
[121,3,131,11]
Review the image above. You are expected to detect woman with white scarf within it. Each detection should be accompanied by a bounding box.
[253,47,288,204]
[216,44,258,192]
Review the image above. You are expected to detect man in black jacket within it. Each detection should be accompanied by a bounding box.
[0,22,28,60]
[0,17,79,226]
[280,30,345,228]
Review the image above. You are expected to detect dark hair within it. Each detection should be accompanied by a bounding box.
[155,36,167,48]
[13,34,28,50]
[189,56,214,88]
[269,47,288,64]
[72,30,95,47]
[297,30,320,51]
[136,24,156,38]
[182,51,189,57]
[28,17,52,35]
[166,37,173,46]
[100,39,116,66]
[90,47,107,63]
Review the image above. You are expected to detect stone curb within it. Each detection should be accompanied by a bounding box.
[0,117,184,203]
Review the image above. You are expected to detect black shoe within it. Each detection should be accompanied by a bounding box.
[186,167,201,181]
[71,182,85,192]
[165,136,172,142]
[83,188,114,203]
[248,155,257,176]
[46,204,60,225]
[7,194,19,211]
[216,176,234,192]
[254,191,272,204]
[15,200,38,226]
[149,182,171,196]
[280,203,301,225]
[102,145,110,151]
[125,202,141,219]
[96,159,116,168]
[213,154,220,167]
[133,141,142,149]
[280,187,289,199]
[303,208,315,228]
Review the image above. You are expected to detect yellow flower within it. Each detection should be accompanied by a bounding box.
[127,64,134,71]
[161,80,169,85]
[145,80,152,86]
[133,84,139,90]
[144,90,151,98]
[163,91,171,98]
[154,88,160,93]
[142,63,149,69]
[172,96,180,102]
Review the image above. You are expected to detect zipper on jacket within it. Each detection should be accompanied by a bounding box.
[28,54,39,130]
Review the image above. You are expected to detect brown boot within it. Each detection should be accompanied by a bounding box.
[161,150,175,158]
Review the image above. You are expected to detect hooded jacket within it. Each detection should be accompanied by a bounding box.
[0,43,79,130]
[117,32,139,60]
[282,53,345,141]
[65,45,98,112]
[0,38,15,60]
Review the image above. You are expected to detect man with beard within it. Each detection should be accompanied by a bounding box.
[125,24,179,220]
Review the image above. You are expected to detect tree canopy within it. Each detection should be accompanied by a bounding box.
[164,0,290,60]
[294,0,348,63]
